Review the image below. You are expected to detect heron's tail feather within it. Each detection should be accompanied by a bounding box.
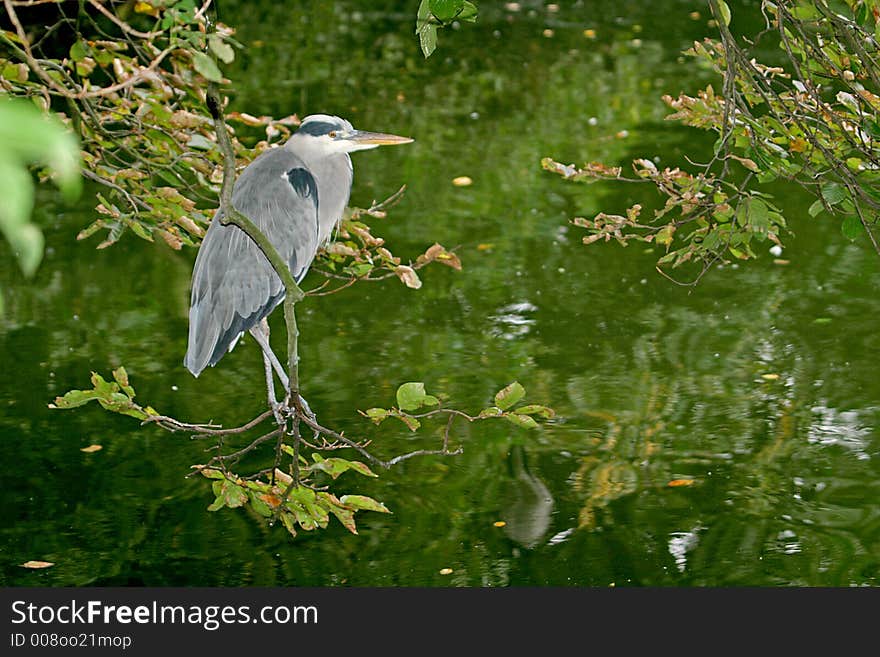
[184,291,285,377]
[184,301,220,377]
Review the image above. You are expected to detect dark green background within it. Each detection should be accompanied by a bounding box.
[2,0,878,586]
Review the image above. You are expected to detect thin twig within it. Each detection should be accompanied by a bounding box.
[86,0,164,39]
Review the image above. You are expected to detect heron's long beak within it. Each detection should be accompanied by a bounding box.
[349,130,414,146]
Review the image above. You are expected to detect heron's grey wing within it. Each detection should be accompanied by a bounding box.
[184,149,320,376]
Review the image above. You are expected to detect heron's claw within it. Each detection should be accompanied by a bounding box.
[269,399,287,427]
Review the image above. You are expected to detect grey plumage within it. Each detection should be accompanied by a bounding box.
[184,114,412,378]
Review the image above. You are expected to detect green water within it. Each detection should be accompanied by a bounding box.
[2,1,879,586]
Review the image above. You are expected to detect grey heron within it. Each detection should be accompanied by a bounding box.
[184,114,413,406]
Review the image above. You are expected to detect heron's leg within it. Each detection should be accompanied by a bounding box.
[248,318,316,424]
[260,349,286,426]
[249,318,289,390]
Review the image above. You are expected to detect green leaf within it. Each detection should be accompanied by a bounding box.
[808,199,825,217]
[207,495,226,512]
[207,34,235,64]
[49,388,105,410]
[416,0,439,59]
[458,1,478,21]
[716,0,731,26]
[364,407,389,424]
[478,406,502,418]
[747,197,770,234]
[320,492,358,534]
[198,468,226,480]
[429,0,463,22]
[515,404,556,419]
[280,511,298,537]
[248,491,273,517]
[494,381,525,411]
[186,134,215,150]
[504,413,539,429]
[820,182,847,206]
[49,370,152,420]
[655,224,675,246]
[308,456,378,480]
[841,215,863,240]
[192,51,223,82]
[208,479,248,511]
[347,461,379,478]
[69,40,90,63]
[396,382,439,411]
[0,98,81,201]
[340,495,391,513]
[112,366,136,398]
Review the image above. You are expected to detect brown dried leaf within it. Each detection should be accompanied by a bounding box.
[326,242,360,257]
[259,493,282,508]
[395,265,422,289]
[21,560,54,569]
[175,215,205,237]
[227,111,267,126]
[156,228,183,250]
[80,444,103,453]
[348,225,384,247]
[418,243,462,270]
[169,110,207,129]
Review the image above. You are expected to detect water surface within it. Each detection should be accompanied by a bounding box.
[2,0,878,586]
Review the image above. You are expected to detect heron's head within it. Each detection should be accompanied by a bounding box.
[291,114,413,155]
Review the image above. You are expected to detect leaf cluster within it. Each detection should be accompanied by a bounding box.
[545,0,880,283]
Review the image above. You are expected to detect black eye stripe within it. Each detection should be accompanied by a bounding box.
[297,121,339,136]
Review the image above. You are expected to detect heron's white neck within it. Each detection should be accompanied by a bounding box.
[285,138,353,246]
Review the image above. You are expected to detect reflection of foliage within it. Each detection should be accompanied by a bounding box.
[556,285,880,585]
[547,0,880,283]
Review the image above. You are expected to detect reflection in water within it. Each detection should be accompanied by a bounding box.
[489,301,537,340]
[502,445,554,549]
[808,403,874,460]
[2,1,879,587]
[668,528,701,573]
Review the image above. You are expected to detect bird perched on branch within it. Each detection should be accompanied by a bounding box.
[184,114,413,402]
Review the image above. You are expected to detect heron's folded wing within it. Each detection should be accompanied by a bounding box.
[184,150,319,376]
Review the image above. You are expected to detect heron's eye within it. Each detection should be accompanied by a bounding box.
[328,131,337,138]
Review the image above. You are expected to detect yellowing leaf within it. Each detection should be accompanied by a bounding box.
[21,560,54,569]
[667,479,695,487]
[134,2,160,17]
[452,176,473,186]
[80,444,102,453]
[494,381,525,410]
[439,568,454,575]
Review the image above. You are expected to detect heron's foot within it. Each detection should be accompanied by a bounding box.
[269,398,288,427]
